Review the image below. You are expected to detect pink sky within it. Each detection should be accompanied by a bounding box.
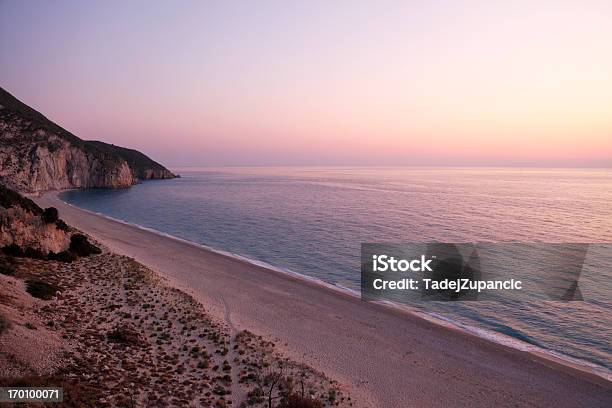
[1,1,611,167]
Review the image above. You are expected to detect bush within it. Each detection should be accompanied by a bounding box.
[107,327,142,345]
[3,244,79,262]
[69,234,101,257]
[42,207,59,224]
[0,263,15,276]
[0,313,11,335]
[278,394,324,408]
[24,247,46,259]
[247,387,264,405]
[26,280,58,300]
[48,250,77,263]
[2,243,23,257]
[3,245,50,260]
[55,219,70,231]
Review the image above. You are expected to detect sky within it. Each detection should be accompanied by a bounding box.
[1,0,611,167]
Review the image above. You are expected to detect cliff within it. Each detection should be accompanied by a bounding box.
[86,140,175,180]
[0,86,175,192]
[0,185,70,253]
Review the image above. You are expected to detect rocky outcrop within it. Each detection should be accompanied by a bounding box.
[0,205,69,253]
[0,185,69,253]
[0,86,175,193]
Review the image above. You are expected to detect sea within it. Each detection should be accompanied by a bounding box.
[60,167,612,377]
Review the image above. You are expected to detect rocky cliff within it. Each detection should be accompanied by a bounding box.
[0,86,175,193]
[86,140,175,181]
[0,185,70,253]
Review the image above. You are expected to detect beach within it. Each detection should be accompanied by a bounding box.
[35,191,612,408]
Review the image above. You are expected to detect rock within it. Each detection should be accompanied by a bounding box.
[0,130,135,192]
[0,204,70,253]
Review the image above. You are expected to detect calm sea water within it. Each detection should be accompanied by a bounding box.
[60,167,612,374]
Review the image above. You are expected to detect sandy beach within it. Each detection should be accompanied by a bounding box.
[1,240,346,407]
[34,191,612,408]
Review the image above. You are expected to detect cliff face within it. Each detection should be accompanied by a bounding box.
[0,123,135,192]
[0,87,175,193]
[0,185,70,253]
[0,205,70,253]
[86,140,175,181]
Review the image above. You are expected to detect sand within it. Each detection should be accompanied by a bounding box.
[34,191,612,407]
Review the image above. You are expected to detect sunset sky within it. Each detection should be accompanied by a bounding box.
[1,1,611,167]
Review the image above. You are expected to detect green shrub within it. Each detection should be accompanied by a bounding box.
[42,207,59,224]
[3,245,78,262]
[0,263,15,276]
[212,385,229,396]
[2,243,23,257]
[278,393,324,408]
[0,313,11,335]
[55,219,70,231]
[3,245,49,260]
[26,280,58,300]
[247,388,264,405]
[107,327,141,345]
[24,247,46,259]
[3,244,47,260]
[48,250,77,263]
[69,234,101,257]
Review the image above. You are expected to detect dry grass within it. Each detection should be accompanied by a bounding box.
[0,248,350,407]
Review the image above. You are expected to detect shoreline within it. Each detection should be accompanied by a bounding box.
[34,190,612,407]
[53,190,612,383]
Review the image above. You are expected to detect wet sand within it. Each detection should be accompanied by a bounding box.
[35,191,612,407]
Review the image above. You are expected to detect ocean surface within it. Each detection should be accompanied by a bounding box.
[60,167,612,375]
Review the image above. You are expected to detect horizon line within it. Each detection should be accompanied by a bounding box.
[166,164,612,170]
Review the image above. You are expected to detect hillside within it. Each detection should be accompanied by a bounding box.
[86,140,174,181]
[0,86,175,192]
